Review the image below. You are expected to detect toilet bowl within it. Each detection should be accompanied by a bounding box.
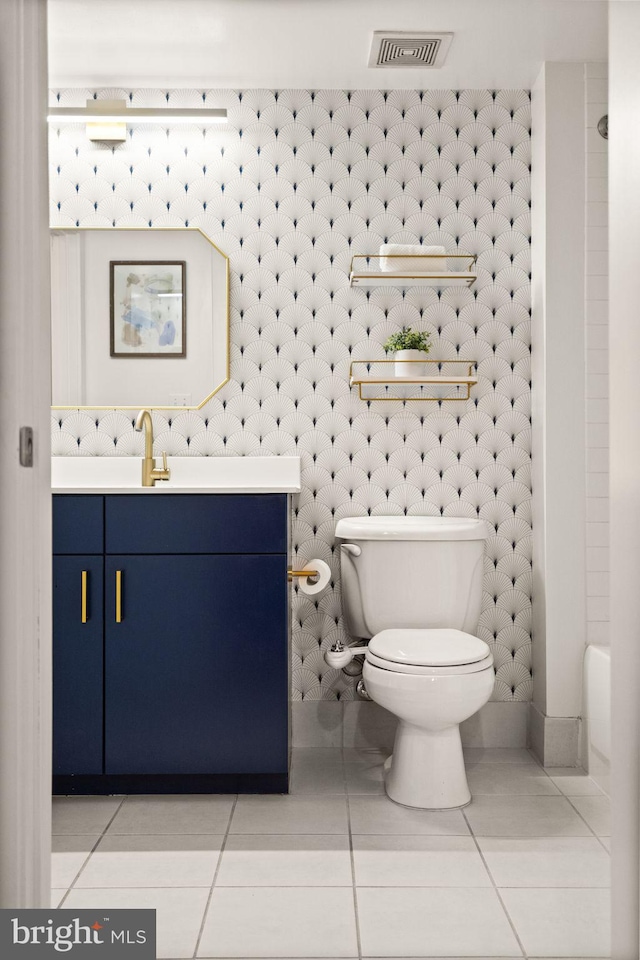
[363,628,494,808]
[334,516,494,810]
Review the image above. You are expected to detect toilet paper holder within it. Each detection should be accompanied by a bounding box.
[287,567,319,582]
[288,559,332,595]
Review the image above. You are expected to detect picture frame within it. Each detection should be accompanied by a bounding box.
[110,260,186,358]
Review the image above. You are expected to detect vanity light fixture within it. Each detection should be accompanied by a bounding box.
[47,99,227,142]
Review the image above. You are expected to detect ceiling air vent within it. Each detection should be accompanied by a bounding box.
[369,31,453,68]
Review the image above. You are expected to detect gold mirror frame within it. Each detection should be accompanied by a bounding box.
[50,226,230,411]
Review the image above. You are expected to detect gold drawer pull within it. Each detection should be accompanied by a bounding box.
[115,570,122,623]
[81,570,88,624]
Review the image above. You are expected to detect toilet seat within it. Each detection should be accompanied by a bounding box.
[366,628,494,676]
[366,649,494,676]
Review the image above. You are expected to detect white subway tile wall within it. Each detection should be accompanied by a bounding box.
[49,88,532,701]
[584,67,609,643]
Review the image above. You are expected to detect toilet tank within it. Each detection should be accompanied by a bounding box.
[335,516,489,639]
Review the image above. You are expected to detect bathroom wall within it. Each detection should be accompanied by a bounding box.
[50,88,532,704]
[584,64,609,647]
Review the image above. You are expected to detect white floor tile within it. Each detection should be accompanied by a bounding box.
[352,835,492,887]
[289,760,346,795]
[52,797,123,835]
[467,763,560,796]
[63,886,209,959]
[548,770,604,797]
[50,755,610,960]
[349,797,470,836]
[52,835,99,888]
[107,795,235,835]
[291,748,344,763]
[216,835,353,886]
[464,796,592,837]
[463,748,537,765]
[230,796,349,835]
[198,887,358,957]
[357,887,521,957]
[344,759,386,796]
[342,748,388,764]
[75,834,223,888]
[291,703,344,749]
[501,888,610,957]
[478,836,610,887]
[570,796,611,836]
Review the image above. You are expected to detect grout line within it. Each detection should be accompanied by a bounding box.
[525,747,545,768]
[58,883,358,889]
[461,807,529,960]
[530,760,611,852]
[343,748,363,960]
[55,877,612,890]
[103,831,239,836]
[56,797,127,907]
[192,794,238,960]
[563,794,611,852]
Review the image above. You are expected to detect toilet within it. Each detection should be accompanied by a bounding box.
[335,516,495,810]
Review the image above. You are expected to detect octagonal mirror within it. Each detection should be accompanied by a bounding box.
[50,227,229,409]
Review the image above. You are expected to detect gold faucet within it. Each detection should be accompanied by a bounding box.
[134,409,171,487]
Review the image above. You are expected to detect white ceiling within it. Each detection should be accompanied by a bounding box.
[48,0,607,90]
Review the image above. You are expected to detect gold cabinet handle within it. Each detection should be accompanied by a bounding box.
[81,570,88,624]
[115,569,122,623]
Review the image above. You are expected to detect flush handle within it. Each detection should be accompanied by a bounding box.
[341,543,362,557]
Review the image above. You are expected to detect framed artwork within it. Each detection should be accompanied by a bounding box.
[110,261,186,358]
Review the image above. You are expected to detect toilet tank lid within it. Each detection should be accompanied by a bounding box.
[369,628,491,666]
[335,516,490,541]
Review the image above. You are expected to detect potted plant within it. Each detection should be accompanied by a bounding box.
[383,326,431,377]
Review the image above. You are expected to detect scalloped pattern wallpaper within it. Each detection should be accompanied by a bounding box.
[49,88,532,702]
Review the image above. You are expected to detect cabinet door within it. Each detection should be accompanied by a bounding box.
[53,556,104,775]
[104,554,288,776]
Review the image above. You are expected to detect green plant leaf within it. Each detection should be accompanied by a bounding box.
[382,326,431,354]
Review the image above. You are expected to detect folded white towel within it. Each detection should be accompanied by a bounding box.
[379,243,447,273]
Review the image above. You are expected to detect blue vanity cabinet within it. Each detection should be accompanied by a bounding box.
[52,496,105,778]
[104,553,288,776]
[52,492,290,795]
[52,555,104,776]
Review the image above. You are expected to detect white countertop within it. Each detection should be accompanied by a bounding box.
[51,455,301,494]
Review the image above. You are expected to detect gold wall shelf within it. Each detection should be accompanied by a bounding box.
[349,253,477,288]
[349,359,477,401]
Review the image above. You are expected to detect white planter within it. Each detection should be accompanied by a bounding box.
[394,349,427,378]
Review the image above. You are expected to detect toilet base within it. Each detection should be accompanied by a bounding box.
[384,720,471,810]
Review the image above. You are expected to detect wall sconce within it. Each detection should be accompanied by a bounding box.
[47,99,227,142]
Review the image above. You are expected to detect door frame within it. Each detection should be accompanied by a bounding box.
[0,0,52,908]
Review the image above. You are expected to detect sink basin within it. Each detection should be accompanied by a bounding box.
[51,456,301,494]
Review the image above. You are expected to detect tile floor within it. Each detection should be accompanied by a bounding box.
[52,748,611,959]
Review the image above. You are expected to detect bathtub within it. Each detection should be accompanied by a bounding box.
[583,643,610,795]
